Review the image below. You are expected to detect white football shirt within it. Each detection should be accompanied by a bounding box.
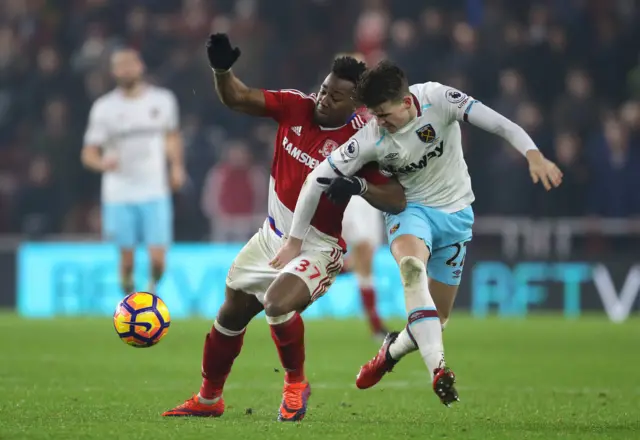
[83,85,179,203]
[288,81,539,240]
[328,82,478,213]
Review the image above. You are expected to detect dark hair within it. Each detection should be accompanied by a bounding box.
[356,60,409,107]
[331,56,367,86]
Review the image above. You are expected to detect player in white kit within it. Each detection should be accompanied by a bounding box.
[82,48,186,295]
[271,61,563,406]
[342,196,387,339]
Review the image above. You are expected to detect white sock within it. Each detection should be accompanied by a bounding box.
[399,256,445,379]
[388,327,418,360]
[196,394,221,405]
[356,274,374,289]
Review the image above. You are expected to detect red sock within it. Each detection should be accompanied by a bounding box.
[270,313,306,384]
[199,323,245,399]
[360,286,384,333]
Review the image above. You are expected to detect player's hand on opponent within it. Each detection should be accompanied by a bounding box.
[270,237,303,270]
[526,150,563,191]
[316,176,367,204]
[170,164,187,190]
[205,33,241,72]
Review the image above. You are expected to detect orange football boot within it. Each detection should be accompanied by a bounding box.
[162,395,225,417]
[277,381,311,422]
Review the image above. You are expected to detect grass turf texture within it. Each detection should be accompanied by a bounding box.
[0,313,638,439]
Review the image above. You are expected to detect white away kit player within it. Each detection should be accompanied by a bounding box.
[82,48,186,295]
[270,61,563,406]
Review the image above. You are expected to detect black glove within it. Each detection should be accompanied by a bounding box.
[205,33,241,71]
[317,176,367,204]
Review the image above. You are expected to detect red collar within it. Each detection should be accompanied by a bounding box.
[411,93,421,117]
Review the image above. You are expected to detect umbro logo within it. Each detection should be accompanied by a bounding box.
[291,126,302,136]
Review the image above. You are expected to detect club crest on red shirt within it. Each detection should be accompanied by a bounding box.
[319,139,339,157]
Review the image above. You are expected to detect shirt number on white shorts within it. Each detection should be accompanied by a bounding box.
[295,259,321,280]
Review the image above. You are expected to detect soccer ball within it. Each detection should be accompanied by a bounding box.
[113,292,171,347]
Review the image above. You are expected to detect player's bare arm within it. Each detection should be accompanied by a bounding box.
[206,33,267,116]
[165,130,186,190]
[81,145,118,172]
[82,100,118,173]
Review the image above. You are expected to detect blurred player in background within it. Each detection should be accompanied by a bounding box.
[273,60,563,406]
[163,34,405,422]
[335,52,388,340]
[342,195,387,340]
[81,48,186,295]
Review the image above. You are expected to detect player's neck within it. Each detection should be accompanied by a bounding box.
[119,82,147,98]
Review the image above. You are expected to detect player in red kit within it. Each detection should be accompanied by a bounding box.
[162,34,406,422]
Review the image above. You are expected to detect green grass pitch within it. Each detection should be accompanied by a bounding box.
[1,312,639,439]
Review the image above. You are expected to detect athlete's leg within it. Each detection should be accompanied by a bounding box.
[141,197,173,292]
[103,202,137,294]
[163,286,263,417]
[164,228,274,417]
[263,273,310,381]
[198,286,264,400]
[350,241,386,337]
[426,209,473,330]
[390,234,445,377]
[263,249,342,421]
[119,249,135,294]
[342,197,386,338]
[429,280,457,329]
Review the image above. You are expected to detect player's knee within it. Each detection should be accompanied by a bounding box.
[391,235,430,264]
[399,256,426,287]
[263,273,311,317]
[265,311,296,325]
[263,297,292,318]
[217,301,254,331]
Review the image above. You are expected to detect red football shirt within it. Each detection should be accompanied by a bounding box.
[262,89,388,250]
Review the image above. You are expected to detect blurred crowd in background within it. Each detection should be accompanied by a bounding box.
[1,0,640,241]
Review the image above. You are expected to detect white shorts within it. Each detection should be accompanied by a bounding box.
[226,222,344,304]
[342,196,384,248]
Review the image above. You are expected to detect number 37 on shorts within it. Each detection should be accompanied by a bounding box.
[285,249,343,302]
[294,259,321,279]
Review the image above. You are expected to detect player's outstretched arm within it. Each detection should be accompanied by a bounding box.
[430,86,563,191]
[206,33,267,116]
[467,103,563,191]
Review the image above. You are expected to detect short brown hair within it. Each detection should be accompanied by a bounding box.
[356,61,409,107]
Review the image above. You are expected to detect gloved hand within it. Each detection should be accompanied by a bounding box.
[317,176,367,204]
[205,33,241,71]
